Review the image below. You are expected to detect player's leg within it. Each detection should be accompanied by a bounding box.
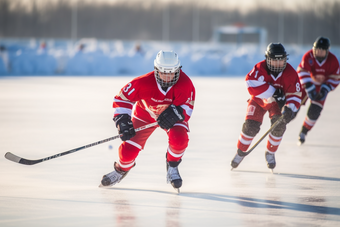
[166,123,189,189]
[231,100,265,169]
[265,107,286,169]
[101,118,157,186]
[298,101,324,145]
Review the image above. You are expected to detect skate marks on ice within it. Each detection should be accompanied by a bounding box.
[297,143,340,149]
[99,187,181,195]
[180,193,340,216]
[100,187,340,216]
[232,170,340,182]
[231,167,273,174]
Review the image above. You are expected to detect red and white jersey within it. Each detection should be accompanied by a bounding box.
[297,50,340,90]
[246,60,302,112]
[112,70,195,128]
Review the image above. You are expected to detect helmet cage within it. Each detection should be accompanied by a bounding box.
[266,56,288,74]
[154,51,181,87]
[313,48,329,63]
[265,43,288,74]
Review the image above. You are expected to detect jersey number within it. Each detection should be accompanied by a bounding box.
[124,83,135,96]
[296,82,301,92]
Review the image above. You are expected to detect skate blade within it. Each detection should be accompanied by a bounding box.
[98,183,114,188]
[269,169,274,174]
[297,139,305,146]
[175,188,180,194]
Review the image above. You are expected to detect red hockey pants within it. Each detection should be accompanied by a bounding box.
[117,118,189,171]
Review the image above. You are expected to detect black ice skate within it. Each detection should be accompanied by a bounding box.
[297,126,308,146]
[297,132,306,146]
[231,149,246,170]
[265,151,276,173]
[166,159,182,193]
[100,162,132,187]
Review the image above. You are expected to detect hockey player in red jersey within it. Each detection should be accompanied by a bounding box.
[295,36,340,145]
[100,50,195,191]
[231,43,302,170]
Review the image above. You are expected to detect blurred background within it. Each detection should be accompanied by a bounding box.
[0,0,339,76]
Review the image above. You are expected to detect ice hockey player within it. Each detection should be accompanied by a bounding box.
[231,43,302,171]
[294,36,340,145]
[100,50,195,192]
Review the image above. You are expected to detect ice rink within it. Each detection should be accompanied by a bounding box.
[1,76,340,227]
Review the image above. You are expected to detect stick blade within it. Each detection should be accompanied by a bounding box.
[5,152,22,163]
[4,152,38,165]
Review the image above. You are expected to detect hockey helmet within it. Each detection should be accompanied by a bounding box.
[313,36,330,62]
[265,43,288,74]
[154,50,181,87]
[313,36,330,50]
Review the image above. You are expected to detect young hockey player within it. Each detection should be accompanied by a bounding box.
[231,43,302,171]
[100,50,195,192]
[295,36,340,145]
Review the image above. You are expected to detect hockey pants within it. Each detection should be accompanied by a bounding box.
[237,99,287,154]
[117,118,189,171]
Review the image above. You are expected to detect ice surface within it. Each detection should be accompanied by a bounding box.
[0,76,340,227]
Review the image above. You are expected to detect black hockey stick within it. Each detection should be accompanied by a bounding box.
[5,122,158,165]
[243,114,285,156]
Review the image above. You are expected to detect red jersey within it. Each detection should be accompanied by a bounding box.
[297,50,340,90]
[112,70,195,127]
[246,60,302,112]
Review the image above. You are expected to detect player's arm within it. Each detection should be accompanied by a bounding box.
[316,59,340,101]
[282,74,302,123]
[112,81,138,141]
[246,66,276,107]
[178,87,195,122]
[297,64,317,100]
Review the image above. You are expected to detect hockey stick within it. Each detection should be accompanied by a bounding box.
[243,114,285,156]
[5,122,158,165]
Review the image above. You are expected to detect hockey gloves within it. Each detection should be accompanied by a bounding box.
[113,114,136,141]
[157,104,185,130]
[304,82,317,101]
[282,106,294,124]
[273,88,286,110]
[316,83,331,101]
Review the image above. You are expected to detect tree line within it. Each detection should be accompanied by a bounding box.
[0,0,339,46]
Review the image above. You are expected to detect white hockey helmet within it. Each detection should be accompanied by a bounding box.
[154,50,181,87]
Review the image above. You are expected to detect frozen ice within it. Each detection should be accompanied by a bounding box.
[0,76,340,226]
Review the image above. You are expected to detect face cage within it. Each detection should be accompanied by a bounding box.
[313,47,329,63]
[266,57,287,74]
[154,68,180,87]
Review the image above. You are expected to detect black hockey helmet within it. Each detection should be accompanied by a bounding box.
[313,36,330,50]
[313,36,330,62]
[265,43,288,74]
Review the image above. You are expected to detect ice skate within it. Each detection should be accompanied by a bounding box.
[166,159,182,193]
[297,132,306,146]
[100,162,131,187]
[231,149,245,170]
[265,151,276,172]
